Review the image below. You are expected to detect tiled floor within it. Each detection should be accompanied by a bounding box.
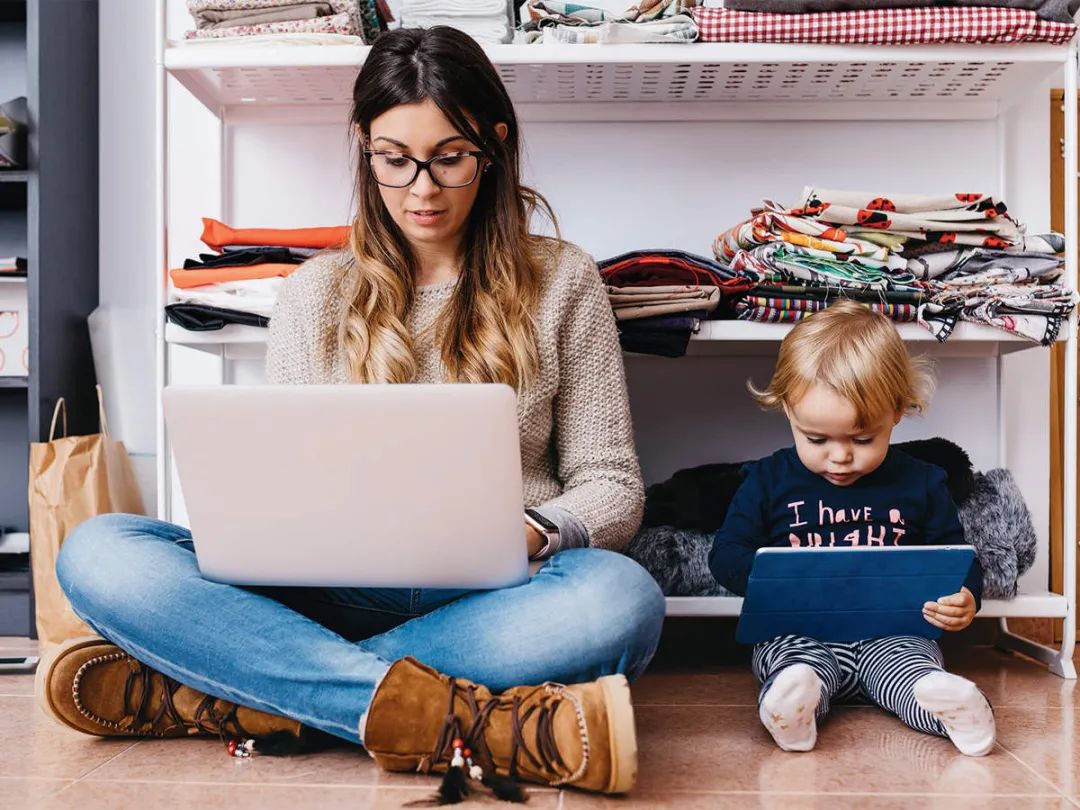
[3,630,1080,809]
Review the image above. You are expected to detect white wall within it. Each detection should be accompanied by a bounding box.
[96,0,159,505]
[96,1,1060,595]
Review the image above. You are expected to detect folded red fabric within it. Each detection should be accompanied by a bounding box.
[169,263,298,290]
[200,218,351,251]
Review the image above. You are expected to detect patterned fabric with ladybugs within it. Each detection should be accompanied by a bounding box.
[795,188,1023,249]
[711,186,1078,344]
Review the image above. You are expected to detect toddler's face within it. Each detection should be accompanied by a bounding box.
[785,383,898,487]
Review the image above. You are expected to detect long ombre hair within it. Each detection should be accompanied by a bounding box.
[337,27,555,388]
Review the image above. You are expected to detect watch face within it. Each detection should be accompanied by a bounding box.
[526,509,558,533]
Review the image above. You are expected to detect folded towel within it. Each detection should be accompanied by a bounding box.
[402,0,506,16]
[193,3,336,29]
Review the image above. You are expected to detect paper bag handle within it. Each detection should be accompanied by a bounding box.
[96,384,110,437]
[47,387,110,441]
[48,398,68,441]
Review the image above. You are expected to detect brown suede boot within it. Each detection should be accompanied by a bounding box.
[362,657,638,796]
[37,636,305,743]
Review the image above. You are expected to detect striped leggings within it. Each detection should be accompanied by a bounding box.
[753,635,949,737]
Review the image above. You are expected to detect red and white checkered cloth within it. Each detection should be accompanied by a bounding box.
[692,6,1076,45]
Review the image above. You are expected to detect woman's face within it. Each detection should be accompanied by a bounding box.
[366,98,497,257]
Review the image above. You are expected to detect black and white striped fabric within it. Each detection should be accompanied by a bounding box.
[752,634,949,736]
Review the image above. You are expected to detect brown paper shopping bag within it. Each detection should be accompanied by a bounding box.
[28,385,145,645]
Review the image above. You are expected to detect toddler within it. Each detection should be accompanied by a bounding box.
[710,300,995,756]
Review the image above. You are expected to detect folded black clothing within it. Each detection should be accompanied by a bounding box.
[721,0,1080,22]
[222,245,321,259]
[643,437,975,532]
[165,304,269,331]
[183,247,305,270]
[621,313,705,332]
[619,327,694,358]
[619,313,704,358]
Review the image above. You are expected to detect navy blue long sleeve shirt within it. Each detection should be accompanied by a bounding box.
[709,447,983,610]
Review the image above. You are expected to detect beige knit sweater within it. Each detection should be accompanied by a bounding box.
[265,240,644,551]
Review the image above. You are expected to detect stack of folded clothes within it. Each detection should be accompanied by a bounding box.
[166,218,350,332]
[403,0,512,44]
[913,233,1073,342]
[714,187,1077,343]
[692,1,1077,43]
[0,97,27,170]
[184,0,385,42]
[0,257,27,276]
[598,249,750,357]
[517,0,700,43]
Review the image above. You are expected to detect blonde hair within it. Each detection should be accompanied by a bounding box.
[750,300,933,428]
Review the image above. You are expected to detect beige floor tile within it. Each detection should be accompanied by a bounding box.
[632,668,759,707]
[0,696,137,780]
[0,636,37,653]
[0,673,35,696]
[0,777,73,809]
[564,794,1073,809]
[85,736,415,787]
[36,780,560,810]
[633,705,1057,796]
[992,705,1080,799]
[85,736,560,794]
[950,649,1078,709]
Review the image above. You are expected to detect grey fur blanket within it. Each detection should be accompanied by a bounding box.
[628,468,1036,600]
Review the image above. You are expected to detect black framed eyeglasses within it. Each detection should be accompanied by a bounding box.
[364,150,487,189]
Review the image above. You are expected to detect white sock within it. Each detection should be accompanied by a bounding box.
[913,671,996,757]
[759,663,822,752]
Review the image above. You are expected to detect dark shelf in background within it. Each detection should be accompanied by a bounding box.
[0,171,27,183]
[0,377,27,389]
[0,180,25,210]
[0,566,29,592]
[0,2,26,25]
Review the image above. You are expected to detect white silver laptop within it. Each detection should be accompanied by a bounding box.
[162,384,529,589]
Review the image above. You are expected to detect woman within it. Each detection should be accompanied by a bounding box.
[42,26,664,800]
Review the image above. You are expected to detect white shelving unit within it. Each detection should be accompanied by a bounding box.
[157,16,1079,677]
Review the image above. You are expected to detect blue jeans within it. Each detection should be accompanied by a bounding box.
[56,513,666,745]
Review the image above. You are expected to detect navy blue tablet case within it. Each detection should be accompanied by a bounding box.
[735,546,976,644]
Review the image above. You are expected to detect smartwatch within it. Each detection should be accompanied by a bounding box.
[524,508,560,560]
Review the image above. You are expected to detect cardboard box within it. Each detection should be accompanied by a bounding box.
[0,278,28,376]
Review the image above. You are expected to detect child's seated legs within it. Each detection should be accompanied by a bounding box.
[753,635,844,752]
[858,636,995,757]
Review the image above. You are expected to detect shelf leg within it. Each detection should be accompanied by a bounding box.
[996,617,1077,678]
[1060,40,1079,681]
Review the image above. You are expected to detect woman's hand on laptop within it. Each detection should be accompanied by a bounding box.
[922,587,977,632]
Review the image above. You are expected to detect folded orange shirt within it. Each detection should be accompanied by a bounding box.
[169,263,299,290]
[201,218,350,251]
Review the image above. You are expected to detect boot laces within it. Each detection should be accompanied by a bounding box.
[122,664,252,737]
[428,680,569,781]
[75,653,252,739]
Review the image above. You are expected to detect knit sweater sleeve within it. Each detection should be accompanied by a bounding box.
[540,248,645,551]
[265,254,337,385]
